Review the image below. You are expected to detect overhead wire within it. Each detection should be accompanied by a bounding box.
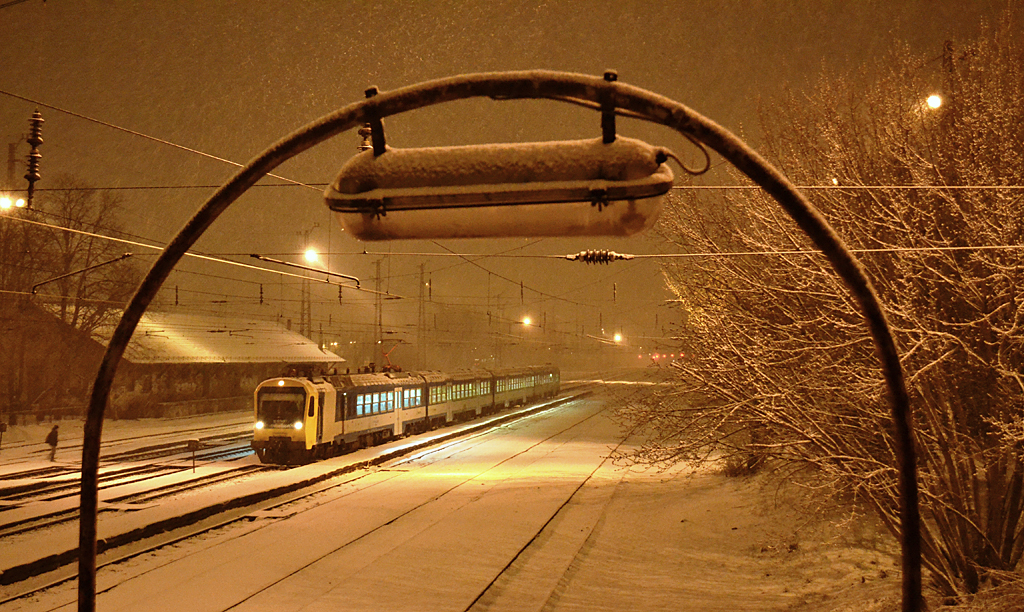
[0,88,321,191]
[5,88,1021,325]
[12,182,1024,193]
[0,214,401,294]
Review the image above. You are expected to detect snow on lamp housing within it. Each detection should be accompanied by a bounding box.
[324,137,674,240]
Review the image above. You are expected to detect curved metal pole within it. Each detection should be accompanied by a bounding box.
[78,71,919,612]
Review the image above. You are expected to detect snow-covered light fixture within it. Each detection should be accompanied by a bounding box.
[325,136,674,240]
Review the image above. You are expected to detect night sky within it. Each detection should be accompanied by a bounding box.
[0,0,1007,367]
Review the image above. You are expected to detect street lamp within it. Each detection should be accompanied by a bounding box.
[0,195,27,209]
[926,94,943,109]
[304,248,318,263]
[521,316,532,326]
[77,71,919,612]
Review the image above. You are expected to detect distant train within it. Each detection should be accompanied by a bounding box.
[252,365,560,464]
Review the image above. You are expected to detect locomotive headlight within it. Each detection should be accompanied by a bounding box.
[293,421,304,430]
[254,421,265,430]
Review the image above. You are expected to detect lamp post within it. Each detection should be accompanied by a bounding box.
[77,71,919,612]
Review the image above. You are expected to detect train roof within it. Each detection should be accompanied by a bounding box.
[330,365,559,389]
[340,370,425,387]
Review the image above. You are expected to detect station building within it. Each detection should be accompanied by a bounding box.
[1,305,341,423]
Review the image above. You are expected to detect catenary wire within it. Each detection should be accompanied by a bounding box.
[0,215,390,293]
[0,88,320,191]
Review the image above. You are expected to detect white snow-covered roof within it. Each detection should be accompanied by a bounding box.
[329,137,669,195]
[91,311,342,365]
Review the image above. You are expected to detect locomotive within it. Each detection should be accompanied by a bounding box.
[252,365,560,464]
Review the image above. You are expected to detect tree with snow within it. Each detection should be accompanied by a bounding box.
[624,11,1024,599]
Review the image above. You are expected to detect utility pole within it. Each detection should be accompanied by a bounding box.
[297,225,318,339]
[300,278,311,339]
[418,263,426,368]
[374,258,383,364]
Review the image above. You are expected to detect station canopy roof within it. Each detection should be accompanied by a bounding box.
[91,311,343,365]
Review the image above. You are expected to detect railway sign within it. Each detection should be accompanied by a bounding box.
[187,439,200,472]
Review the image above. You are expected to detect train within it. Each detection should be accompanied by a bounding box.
[251,364,560,464]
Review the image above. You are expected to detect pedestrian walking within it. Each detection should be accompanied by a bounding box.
[45,425,59,461]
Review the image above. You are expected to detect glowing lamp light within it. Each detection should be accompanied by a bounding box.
[277,380,285,386]
[522,316,532,326]
[254,421,265,430]
[1,196,26,210]
[926,95,943,109]
[325,137,673,240]
[293,421,304,430]
[613,333,623,343]
[304,248,318,263]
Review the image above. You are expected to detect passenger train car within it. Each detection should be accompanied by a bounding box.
[252,365,560,464]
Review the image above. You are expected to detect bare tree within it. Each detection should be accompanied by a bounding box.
[622,13,1024,599]
[0,176,140,413]
[35,176,139,333]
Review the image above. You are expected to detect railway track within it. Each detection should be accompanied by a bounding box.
[0,463,268,540]
[0,389,593,606]
[0,429,262,545]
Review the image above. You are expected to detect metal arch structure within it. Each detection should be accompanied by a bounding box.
[77,71,921,612]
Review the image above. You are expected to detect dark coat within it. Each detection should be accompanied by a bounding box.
[45,427,58,447]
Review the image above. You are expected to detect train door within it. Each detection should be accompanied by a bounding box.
[393,386,403,435]
[316,391,325,444]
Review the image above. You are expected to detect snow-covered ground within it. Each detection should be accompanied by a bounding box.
[0,410,252,467]
[1,395,902,612]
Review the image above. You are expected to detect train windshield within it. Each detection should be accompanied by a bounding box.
[257,387,306,426]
